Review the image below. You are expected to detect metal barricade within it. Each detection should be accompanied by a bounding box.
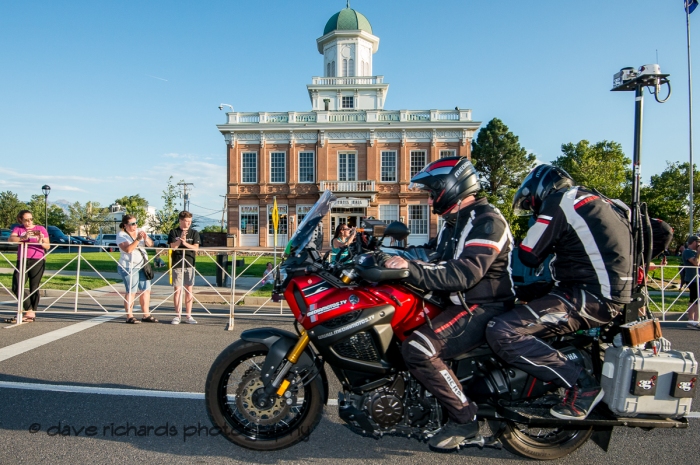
[1,242,290,329]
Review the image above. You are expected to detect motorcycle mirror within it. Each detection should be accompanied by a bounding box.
[383,221,410,242]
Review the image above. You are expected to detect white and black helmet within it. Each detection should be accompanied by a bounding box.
[513,164,574,216]
[409,157,481,215]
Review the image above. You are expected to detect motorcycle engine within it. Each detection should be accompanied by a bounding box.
[338,373,441,435]
[363,388,404,428]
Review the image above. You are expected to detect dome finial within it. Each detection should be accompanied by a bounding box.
[346,0,350,8]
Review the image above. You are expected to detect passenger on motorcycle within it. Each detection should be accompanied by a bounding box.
[485,164,634,420]
[384,156,516,451]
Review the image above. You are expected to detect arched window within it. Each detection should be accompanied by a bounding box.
[327,62,331,77]
[342,59,348,77]
[349,59,354,77]
[331,61,335,77]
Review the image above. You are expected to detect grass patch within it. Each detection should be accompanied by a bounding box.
[647,293,691,313]
[249,284,274,297]
[0,251,275,277]
[0,273,120,291]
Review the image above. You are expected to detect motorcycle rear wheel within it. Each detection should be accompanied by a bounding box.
[494,420,593,460]
[205,340,324,450]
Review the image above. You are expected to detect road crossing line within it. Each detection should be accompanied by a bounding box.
[0,380,340,405]
[0,313,120,362]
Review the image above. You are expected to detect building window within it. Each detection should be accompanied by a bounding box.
[296,205,313,225]
[338,152,356,181]
[409,205,428,235]
[241,152,257,183]
[343,59,348,77]
[348,58,354,77]
[299,152,315,183]
[240,206,259,235]
[331,61,335,77]
[270,152,285,183]
[410,150,427,178]
[326,62,331,77]
[342,96,354,109]
[379,205,399,224]
[440,149,456,158]
[381,151,397,182]
[268,204,288,235]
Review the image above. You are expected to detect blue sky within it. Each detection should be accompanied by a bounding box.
[0,1,697,218]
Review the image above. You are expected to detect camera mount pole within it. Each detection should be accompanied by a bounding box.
[612,68,670,322]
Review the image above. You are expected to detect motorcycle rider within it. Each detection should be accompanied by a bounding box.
[384,156,515,451]
[485,164,634,420]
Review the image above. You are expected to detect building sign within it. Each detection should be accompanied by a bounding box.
[334,197,369,207]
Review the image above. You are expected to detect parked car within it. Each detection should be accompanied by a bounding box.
[0,228,13,252]
[71,236,97,246]
[149,234,169,247]
[95,234,118,251]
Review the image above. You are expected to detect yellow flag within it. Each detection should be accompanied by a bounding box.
[272,197,279,233]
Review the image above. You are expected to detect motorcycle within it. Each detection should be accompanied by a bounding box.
[205,191,691,460]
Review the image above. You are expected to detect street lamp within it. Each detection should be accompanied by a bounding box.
[41,185,51,229]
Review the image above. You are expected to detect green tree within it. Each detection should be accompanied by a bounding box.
[114,194,149,227]
[641,161,700,248]
[471,118,536,238]
[201,225,225,233]
[0,191,27,228]
[26,195,69,231]
[67,201,109,237]
[553,140,631,200]
[150,177,181,234]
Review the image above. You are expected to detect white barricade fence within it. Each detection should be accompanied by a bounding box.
[3,244,696,327]
[644,263,700,321]
[1,242,290,329]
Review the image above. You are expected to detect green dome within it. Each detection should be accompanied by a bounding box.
[323,8,373,35]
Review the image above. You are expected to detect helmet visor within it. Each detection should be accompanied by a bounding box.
[513,197,534,217]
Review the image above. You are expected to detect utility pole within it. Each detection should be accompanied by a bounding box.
[220,195,227,232]
[177,182,194,212]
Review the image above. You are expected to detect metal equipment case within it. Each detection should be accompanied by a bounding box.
[601,346,696,418]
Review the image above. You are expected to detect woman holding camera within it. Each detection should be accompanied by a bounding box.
[6,210,50,323]
[116,214,157,324]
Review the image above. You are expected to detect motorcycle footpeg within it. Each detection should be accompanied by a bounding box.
[459,435,502,450]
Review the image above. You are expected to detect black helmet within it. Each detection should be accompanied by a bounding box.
[409,156,481,215]
[513,164,574,216]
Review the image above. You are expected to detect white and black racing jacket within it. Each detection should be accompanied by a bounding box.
[519,186,634,304]
[403,197,516,305]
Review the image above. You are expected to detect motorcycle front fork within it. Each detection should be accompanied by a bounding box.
[266,328,310,397]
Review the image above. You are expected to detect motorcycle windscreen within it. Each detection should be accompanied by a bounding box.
[285,190,337,256]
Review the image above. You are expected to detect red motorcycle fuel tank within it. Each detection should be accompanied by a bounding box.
[285,276,442,340]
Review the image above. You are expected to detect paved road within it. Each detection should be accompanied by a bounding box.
[0,313,698,464]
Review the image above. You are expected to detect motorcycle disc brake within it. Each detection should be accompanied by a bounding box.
[235,372,290,426]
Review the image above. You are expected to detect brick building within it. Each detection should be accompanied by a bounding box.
[217,6,481,249]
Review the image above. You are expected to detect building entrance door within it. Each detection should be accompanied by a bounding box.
[330,207,365,241]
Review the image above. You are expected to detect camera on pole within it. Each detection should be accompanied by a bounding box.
[611,64,671,322]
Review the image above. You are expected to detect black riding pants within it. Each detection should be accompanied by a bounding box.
[485,287,618,388]
[12,258,45,312]
[402,302,509,423]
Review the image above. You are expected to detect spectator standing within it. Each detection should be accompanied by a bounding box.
[5,210,49,323]
[116,214,157,324]
[168,211,200,324]
[683,235,700,329]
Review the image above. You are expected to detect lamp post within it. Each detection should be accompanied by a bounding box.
[41,185,51,229]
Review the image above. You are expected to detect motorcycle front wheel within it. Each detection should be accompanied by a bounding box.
[493,420,593,460]
[205,340,324,450]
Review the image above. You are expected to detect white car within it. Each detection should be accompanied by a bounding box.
[149,234,169,247]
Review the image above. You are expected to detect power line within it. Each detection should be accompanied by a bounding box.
[177,182,194,211]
